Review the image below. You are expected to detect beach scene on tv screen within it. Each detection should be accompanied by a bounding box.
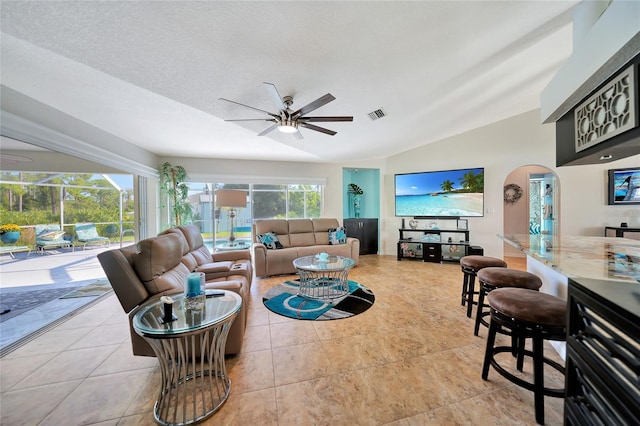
[395,168,484,217]
[613,169,640,203]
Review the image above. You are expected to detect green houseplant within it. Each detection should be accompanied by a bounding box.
[159,162,192,227]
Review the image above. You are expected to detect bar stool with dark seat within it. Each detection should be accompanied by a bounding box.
[459,255,507,318]
[482,287,566,425]
[474,267,542,336]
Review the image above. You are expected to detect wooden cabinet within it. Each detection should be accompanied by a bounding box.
[344,218,378,255]
[421,243,441,263]
[565,277,640,424]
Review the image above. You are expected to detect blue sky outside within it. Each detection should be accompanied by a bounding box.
[395,168,483,196]
[106,174,133,189]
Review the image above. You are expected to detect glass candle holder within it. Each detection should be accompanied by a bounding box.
[184,272,205,310]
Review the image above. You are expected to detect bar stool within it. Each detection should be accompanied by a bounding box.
[482,287,566,425]
[459,255,507,318]
[474,267,542,336]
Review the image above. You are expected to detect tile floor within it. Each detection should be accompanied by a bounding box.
[0,245,117,352]
[0,254,565,425]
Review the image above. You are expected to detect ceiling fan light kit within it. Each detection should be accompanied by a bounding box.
[279,120,298,133]
[220,82,352,139]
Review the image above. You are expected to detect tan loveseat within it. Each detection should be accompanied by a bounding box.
[97,225,252,356]
[252,218,359,277]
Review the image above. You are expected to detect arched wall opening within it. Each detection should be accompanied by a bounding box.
[503,165,560,269]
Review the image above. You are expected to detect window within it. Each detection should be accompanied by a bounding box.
[183,182,323,250]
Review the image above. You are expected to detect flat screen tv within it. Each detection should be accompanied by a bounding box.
[395,167,484,217]
[608,167,640,205]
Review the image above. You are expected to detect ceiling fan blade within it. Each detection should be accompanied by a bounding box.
[257,123,279,136]
[293,93,336,116]
[298,116,353,122]
[219,97,276,116]
[299,122,337,136]
[293,129,304,140]
[263,82,286,110]
[225,118,277,122]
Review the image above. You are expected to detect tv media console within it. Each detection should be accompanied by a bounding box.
[397,227,482,263]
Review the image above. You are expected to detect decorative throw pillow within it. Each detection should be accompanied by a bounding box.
[257,232,283,249]
[328,227,347,245]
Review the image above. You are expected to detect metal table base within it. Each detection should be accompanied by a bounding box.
[297,268,351,300]
[143,320,235,426]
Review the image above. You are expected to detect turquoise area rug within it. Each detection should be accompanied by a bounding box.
[263,279,375,320]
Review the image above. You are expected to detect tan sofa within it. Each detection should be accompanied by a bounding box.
[252,218,359,277]
[97,225,252,356]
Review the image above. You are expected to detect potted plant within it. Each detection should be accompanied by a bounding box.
[159,162,192,227]
[0,223,21,244]
[347,183,364,218]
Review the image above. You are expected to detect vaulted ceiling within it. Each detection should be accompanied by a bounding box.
[1,1,579,163]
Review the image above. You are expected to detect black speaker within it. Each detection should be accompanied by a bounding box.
[468,246,484,256]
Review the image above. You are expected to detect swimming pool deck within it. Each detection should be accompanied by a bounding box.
[0,244,126,354]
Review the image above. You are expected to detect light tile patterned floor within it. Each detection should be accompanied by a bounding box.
[0,254,564,425]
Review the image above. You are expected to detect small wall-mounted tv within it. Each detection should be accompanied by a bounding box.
[395,167,484,217]
[608,167,640,205]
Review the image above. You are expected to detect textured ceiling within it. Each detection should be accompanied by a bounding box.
[0,1,579,163]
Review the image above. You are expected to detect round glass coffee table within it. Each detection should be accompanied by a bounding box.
[133,291,242,426]
[293,255,355,300]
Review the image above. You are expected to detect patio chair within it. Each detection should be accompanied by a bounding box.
[35,224,73,253]
[74,223,110,250]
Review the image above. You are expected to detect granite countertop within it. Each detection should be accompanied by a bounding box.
[499,234,640,283]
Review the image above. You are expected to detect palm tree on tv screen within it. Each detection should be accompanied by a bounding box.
[440,180,454,193]
[459,170,484,193]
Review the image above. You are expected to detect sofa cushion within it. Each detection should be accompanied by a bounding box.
[290,232,316,247]
[288,219,315,246]
[258,232,283,249]
[254,219,291,247]
[133,233,189,295]
[329,227,347,245]
[159,227,190,255]
[312,218,340,231]
[288,219,314,233]
[312,218,340,245]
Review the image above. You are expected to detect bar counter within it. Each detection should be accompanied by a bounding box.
[499,234,640,283]
[499,234,640,360]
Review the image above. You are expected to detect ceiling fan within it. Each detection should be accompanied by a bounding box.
[219,82,353,139]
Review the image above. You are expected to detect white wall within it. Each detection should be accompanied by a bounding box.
[384,109,640,258]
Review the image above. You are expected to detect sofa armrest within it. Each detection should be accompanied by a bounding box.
[196,261,232,274]
[347,237,360,265]
[211,249,251,262]
[196,261,234,281]
[252,243,267,277]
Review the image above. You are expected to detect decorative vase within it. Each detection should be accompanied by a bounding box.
[1,231,20,244]
[353,195,361,218]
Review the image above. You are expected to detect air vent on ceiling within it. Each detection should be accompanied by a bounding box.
[368,108,387,121]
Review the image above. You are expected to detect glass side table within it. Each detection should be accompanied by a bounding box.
[293,255,355,300]
[133,291,242,426]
